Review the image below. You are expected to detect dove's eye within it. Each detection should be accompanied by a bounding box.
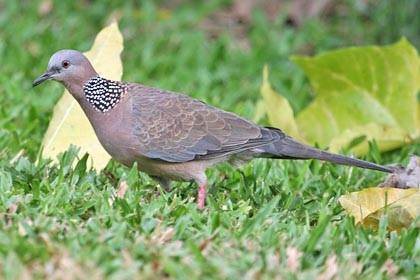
[62,60,71,69]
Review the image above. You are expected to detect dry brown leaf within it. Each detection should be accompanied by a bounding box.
[150,223,175,245]
[40,22,123,170]
[378,155,420,189]
[115,180,129,199]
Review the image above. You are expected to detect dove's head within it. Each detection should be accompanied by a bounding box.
[33,49,98,99]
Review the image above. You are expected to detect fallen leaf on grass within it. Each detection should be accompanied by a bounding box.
[339,156,420,231]
[328,124,408,156]
[40,22,123,170]
[260,66,301,141]
[259,38,420,156]
[339,187,420,231]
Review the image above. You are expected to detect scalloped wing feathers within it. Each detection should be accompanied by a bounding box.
[128,84,284,162]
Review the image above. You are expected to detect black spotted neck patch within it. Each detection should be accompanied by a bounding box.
[83,76,126,113]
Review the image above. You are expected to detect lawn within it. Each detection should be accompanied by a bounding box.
[1,1,420,279]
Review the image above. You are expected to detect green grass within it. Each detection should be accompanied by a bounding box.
[1,0,420,279]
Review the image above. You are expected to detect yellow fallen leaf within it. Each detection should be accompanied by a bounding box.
[40,22,123,170]
[339,188,420,232]
[329,123,410,156]
[418,105,420,133]
[259,39,420,155]
[260,66,302,141]
[252,99,266,124]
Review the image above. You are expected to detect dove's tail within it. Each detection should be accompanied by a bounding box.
[261,129,395,173]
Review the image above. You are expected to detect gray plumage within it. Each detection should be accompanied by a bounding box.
[33,50,395,208]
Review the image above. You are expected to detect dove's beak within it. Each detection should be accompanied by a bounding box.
[33,69,55,87]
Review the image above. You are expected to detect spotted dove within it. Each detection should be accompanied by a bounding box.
[33,50,395,209]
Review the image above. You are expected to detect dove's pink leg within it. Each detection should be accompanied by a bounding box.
[198,183,207,209]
